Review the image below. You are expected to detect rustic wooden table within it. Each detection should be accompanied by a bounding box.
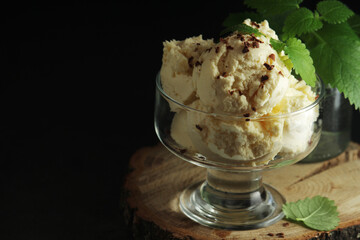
[123,142,360,239]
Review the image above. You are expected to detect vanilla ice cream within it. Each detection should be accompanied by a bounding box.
[160,35,214,111]
[186,100,284,161]
[193,31,290,117]
[276,76,318,156]
[162,19,318,165]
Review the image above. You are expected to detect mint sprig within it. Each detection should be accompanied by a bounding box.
[348,14,360,36]
[269,38,315,86]
[285,38,316,86]
[223,0,360,109]
[269,38,286,52]
[283,8,323,39]
[317,0,354,24]
[283,196,340,231]
[304,22,360,107]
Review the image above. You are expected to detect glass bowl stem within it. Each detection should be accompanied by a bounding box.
[179,168,285,229]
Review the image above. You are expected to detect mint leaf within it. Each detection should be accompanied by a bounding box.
[284,38,316,86]
[280,55,294,71]
[283,8,323,39]
[283,196,339,231]
[306,22,360,109]
[317,0,354,24]
[270,38,293,71]
[222,12,263,27]
[244,0,302,16]
[270,38,286,52]
[348,14,360,36]
[220,23,264,37]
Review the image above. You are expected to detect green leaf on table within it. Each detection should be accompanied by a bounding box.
[220,23,264,37]
[222,12,263,27]
[306,22,360,109]
[348,14,360,36]
[284,38,316,86]
[282,8,323,39]
[244,0,302,16]
[316,0,354,24]
[283,196,339,231]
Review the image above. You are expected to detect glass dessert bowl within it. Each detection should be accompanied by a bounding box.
[154,73,324,230]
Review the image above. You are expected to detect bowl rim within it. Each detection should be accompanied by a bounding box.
[156,72,325,120]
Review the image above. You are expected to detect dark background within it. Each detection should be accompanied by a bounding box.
[1,1,359,239]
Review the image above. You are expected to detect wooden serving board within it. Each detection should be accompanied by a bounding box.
[123,142,360,240]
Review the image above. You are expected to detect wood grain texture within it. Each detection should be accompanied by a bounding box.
[123,142,360,240]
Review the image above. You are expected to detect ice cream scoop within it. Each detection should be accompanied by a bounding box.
[193,20,290,117]
[162,19,318,164]
[186,100,284,163]
[160,35,214,111]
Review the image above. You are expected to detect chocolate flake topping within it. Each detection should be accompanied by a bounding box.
[242,46,249,53]
[261,75,269,82]
[264,63,274,70]
[250,34,263,43]
[195,61,202,67]
[226,45,234,50]
[245,118,250,122]
[251,21,260,28]
[276,233,285,238]
[269,53,275,61]
[243,113,250,117]
[195,124,203,131]
[188,56,194,68]
[252,41,260,48]
[215,46,220,53]
[252,107,256,112]
[220,37,228,44]
[278,71,284,76]
[237,33,245,41]
[229,90,235,95]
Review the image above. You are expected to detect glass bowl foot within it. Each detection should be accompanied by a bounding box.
[179,181,285,230]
